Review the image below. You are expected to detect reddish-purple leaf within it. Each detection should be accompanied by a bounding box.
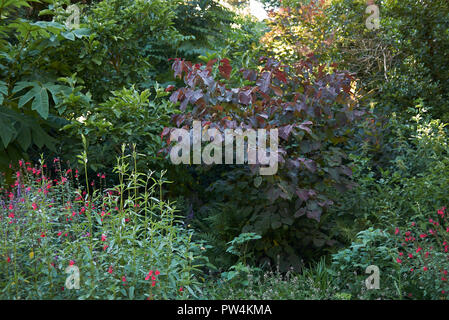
[279,124,293,140]
[256,71,272,93]
[296,189,310,201]
[219,58,232,80]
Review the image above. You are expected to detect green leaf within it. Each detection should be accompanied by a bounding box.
[12,81,33,94]
[16,127,31,150]
[61,31,75,41]
[0,81,7,105]
[31,85,49,119]
[0,117,15,148]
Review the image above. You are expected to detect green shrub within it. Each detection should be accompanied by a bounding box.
[0,149,209,299]
[330,108,449,240]
[392,207,449,299]
[330,228,401,299]
[61,84,176,173]
[204,257,340,300]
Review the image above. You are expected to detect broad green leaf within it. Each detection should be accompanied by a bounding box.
[0,81,7,104]
[0,117,15,148]
[16,126,31,150]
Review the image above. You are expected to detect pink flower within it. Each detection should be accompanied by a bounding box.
[155,270,160,276]
[396,258,402,264]
[152,281,156,287]
[69,260,75,266]
[420,233,427,238]
[423,266,428,271]
[416,247,422,253]
[108,266,113,274]
[101,234,107,242]
[145,274,151,281]
[395,228,399,235]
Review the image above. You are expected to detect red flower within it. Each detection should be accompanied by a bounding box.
[101,234,107,242]
[69,260,75,266]
[152,281,156,287]
[108,266,113,274]
[423,266,428,271]
[395,228,399,235]
[396,258,402,264]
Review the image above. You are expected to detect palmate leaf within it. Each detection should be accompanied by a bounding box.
[12,81,69,119]
[0,116,15,148]
[0,107,56,150]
